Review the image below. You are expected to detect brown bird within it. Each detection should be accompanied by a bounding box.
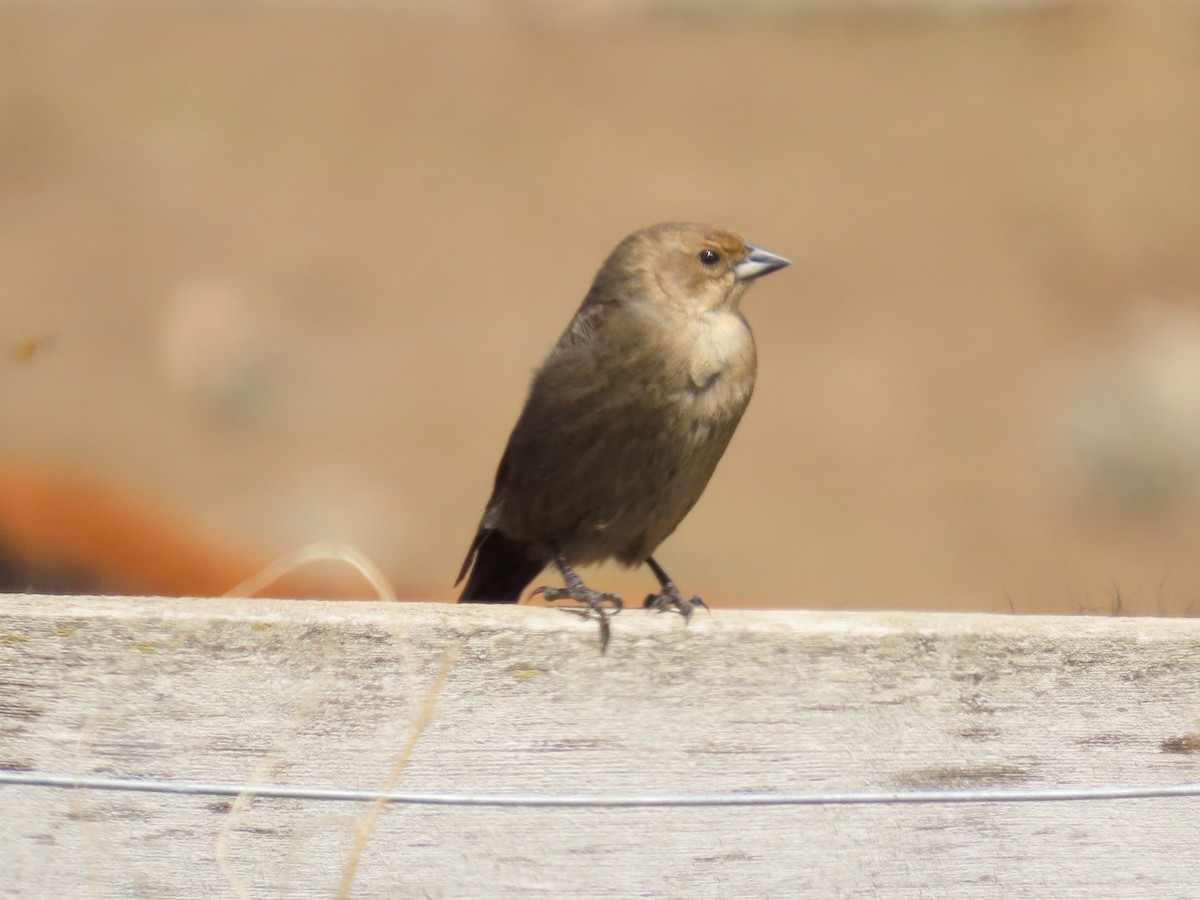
[456,222,789,648]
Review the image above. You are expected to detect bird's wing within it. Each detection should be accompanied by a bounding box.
[553,299,618,353]
[459,292,616,587]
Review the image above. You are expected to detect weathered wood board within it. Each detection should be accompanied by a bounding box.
[2,595,1199,898]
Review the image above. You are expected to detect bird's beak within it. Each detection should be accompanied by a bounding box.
[733,243,791,281]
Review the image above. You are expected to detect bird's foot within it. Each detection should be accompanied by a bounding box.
[531,584,624,652]
[643,583,708,622]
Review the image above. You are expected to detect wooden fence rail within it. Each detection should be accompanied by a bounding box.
[2,594,1199,897]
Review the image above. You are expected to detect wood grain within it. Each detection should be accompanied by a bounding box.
[2,595,1199,897]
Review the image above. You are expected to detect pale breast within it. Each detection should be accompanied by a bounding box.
[682,309,757,421]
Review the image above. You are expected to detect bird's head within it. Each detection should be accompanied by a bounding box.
[591,222,790,315]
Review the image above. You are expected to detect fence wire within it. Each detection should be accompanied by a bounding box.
[2,770,1199,807]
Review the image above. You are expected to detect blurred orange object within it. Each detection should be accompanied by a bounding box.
[0,461,408,599]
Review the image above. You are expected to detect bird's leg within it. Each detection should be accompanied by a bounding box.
[642,556,708,621]
[530,546,623,652]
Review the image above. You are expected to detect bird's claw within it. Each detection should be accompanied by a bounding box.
[643,587,707,622]
[531,584,624,652]
[531,585,623,612]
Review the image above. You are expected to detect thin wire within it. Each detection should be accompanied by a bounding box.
[3,770,1199,807]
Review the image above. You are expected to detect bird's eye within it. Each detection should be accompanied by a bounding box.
[698,249,720,266]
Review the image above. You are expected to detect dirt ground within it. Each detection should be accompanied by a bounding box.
[3,2,1200,614]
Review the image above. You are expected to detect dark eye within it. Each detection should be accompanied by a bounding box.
[698,248,720,266]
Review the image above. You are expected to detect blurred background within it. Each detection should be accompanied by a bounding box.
[3,0,1200,614]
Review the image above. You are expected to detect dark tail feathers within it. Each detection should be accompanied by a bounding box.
[457,530,545,603]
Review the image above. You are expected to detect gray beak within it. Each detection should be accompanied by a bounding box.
[733,243,791,281]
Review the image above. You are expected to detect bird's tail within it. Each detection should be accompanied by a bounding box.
[457,530,545,603]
